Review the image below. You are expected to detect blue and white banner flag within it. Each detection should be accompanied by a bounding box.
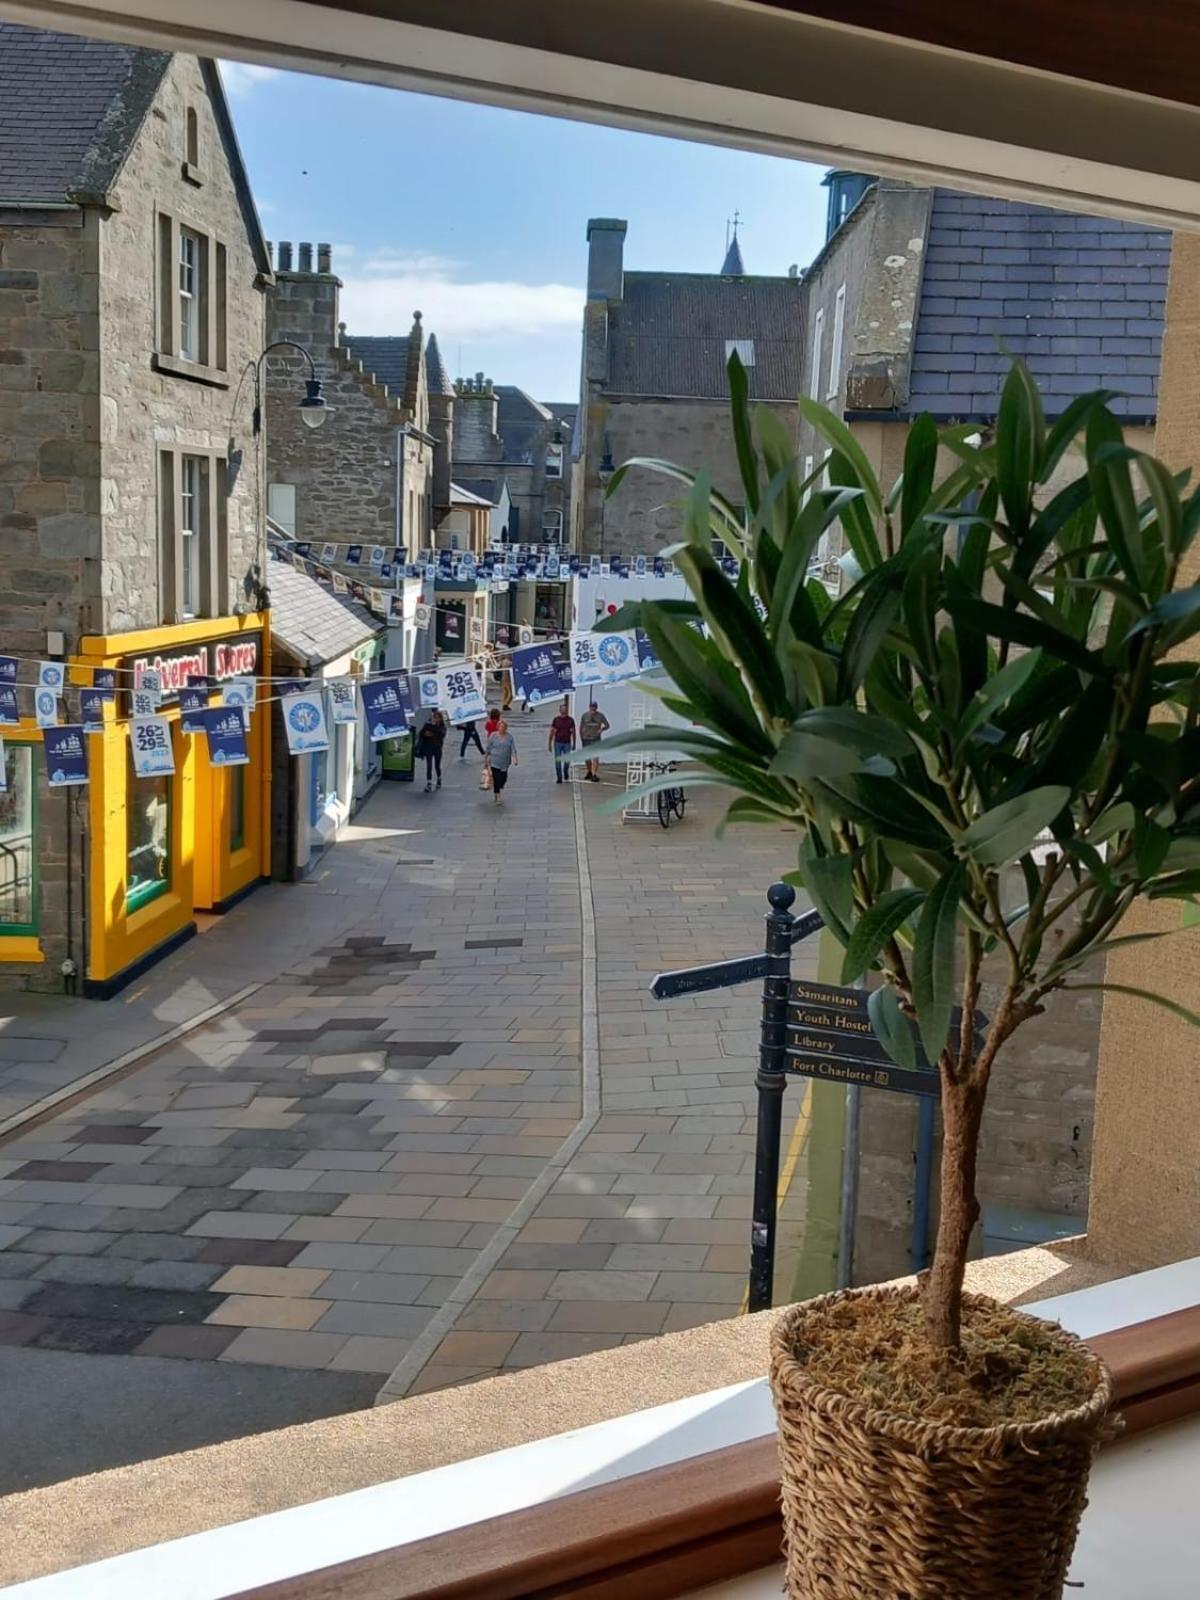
[281,690,330,755]
[44,725,88,786]
[328,680,358,726]
[201,706,249,766]
[345,545,363,566]
[437,663,487,725]
[223,677,256,728]
[34,686,59,728]
[360,675,412,741]
[180,686,210,734]
[131,716,174,778]
[368,546,386,568]
[512,642,573,706]
[416,673,439,711]
[80,689,107,733]
[636,630,661,671]
[130,689,158,718]
[0,657,17,685]
[37,661,65,696]
[0,686,17,726]
[569,629,640,687]
[93,667,117,694]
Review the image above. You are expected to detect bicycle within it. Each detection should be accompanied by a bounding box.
[648,760,687,828]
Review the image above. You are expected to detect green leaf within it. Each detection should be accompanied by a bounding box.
[826,450,884,573]
[837,574,903,697]
[868,985,918,1071]
[1040,390,1116,483]
[770,734,874,781]
[726,351,759,517]
[795,396,884,523]
[671,543,787,718]
[605,458,744,549]
[956,650,1043,742]
[900,413,938,537]
[841,889,924,984]
[1087,413,1149,592]
[1134,814,1171,877]
[942,588,1107,675]
[811,774,952,851]
[789,707,917,762]
[1087,803,1135,844]
[995,360,1044,540]
[1062,982,1200,1031]
[961,786,1071,868]
[912,864,964,1059]
[640,605,772,756]
[789,641,837,707]
[1126,585,1200,646]
[796,844,854,947]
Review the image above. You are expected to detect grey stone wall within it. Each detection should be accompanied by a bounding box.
[265,253,433,553]
[588,395,797,556]
[452,381,569,546]
[100,53,266,631]
[0,212,101,650]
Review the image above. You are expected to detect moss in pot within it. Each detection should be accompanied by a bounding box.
[596,359,1200,1597]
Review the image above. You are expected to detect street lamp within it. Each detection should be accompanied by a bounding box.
[252,340,332,436]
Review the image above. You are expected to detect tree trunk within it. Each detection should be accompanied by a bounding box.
[922,1068,986,1350]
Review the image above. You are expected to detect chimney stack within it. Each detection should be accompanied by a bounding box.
[297,241,313,273]
[317,242,332,273]
[277,241,293,271]
[586,218,627,304]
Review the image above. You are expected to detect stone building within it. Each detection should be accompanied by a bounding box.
[572,218,805,556]
[451,377,574,548]
[782,174,1169,1287]
[264,245,441,558]
[0,23,272,995]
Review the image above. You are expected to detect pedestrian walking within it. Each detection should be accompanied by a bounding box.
[579,699,610,782]
[415,709,447,791]
[500,650,514,712]
[458,719,484,759]
[485,706,502,738]
[548,699,576,785]
[485,717,518,804]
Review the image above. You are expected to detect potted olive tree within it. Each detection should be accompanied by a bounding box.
[598,359,1200,1598]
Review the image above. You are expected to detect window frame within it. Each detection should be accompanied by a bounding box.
[0,743,38,938]
[155,210,228,386]
[827,283,846,400]
[159,445,228,625]
[809,307,824,399]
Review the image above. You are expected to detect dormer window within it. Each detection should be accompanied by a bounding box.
[545,440,564,479]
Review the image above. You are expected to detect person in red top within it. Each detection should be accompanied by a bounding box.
[548,700,577,785]
[484,707,502,738]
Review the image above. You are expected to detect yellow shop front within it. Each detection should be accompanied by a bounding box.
[77,615,270,999]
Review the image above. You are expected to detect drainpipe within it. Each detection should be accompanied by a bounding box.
[909,1094,937,1273]
[395,427,406,553]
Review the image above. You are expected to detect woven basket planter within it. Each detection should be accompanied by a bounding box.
[768,1284,1113,1599]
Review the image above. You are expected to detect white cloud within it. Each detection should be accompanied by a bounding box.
[219,61,283,98]
[362,251,461,276]
[340,267,583,347]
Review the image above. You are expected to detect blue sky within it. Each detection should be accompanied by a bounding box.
[221,62,829,400]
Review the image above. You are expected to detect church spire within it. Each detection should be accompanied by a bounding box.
[721,211,744,275]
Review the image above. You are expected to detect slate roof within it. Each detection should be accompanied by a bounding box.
[424,331,454,396]
[267,554,381,670]
[450,482,495,507]
[907,190,1168,420]
[341,334,411,397]
[0,21,170,204]
[495,385,556,461]
[605,273,804,400]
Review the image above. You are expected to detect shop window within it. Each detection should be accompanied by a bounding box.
[267,483,297,535]
[229,764,246,854]
[542,510,564,543]
[156,213,228,375]
[160,448,227,623]
[127,751,172,914]
[0,745,37,935]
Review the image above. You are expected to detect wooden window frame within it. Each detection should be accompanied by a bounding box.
[154,210,229,388]
[225,1303,1200,1600]
[159,445,229,624]
[827,283,846,400]
[808,307,824,400]
[0,744,38,938]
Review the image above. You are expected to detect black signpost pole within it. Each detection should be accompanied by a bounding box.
[748,881,795,1313]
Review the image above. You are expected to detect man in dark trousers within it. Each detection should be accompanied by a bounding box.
[548,700,576,785]
[459,719,484,759]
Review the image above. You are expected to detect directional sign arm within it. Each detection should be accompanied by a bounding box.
[650,953,770,1001]
[786,908,824,947]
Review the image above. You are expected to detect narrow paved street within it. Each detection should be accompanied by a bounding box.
[0,706,813,1488]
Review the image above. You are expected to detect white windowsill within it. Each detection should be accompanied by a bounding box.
[8,1255,1200,1600]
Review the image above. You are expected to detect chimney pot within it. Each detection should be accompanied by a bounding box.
[317,243,332,273]
[298,242,313,272]
[278,241,293,271]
